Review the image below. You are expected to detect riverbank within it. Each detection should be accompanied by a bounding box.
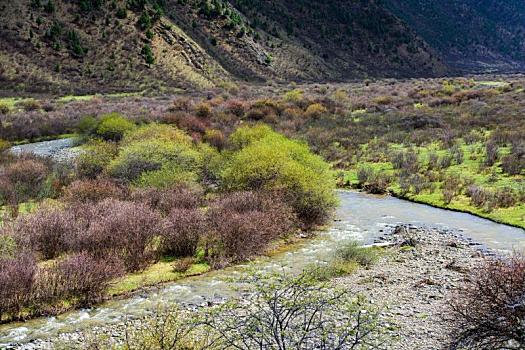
[5,224,490,349]
[335,224,488,349]
[340,182,525,230]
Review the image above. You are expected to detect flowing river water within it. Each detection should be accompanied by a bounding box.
[1,190,524,346]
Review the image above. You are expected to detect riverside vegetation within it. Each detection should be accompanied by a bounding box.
[0,120,337,322]
[0,75,524,349]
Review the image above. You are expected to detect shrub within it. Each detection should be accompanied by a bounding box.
[304,103,328,118]
[6,206,74,260]
[76,140,118,179]
[228,123,274,150]
[0,234,17,259]
[502,153,524,176]
[0,157,51,210]
[0,102,10,114]
[95,113,135,141]
[122,123,193,146]
[17,99,42,112]
[447,255,525,349]
[62,178,126,203]
[283,89,304,102]
[484,141,499,167]
[53,252,124,306]
[203,129,226,150]
[0,139,11,153]
[222,125,337,228]
[161,208,205,257]
[194,102,212,118]
[107,136,202,182]
[0,253,37,320]
[135,164,199,189]
[72,199,161,271]
[131,185,203,214]
[466,185,487,208]
[76,116,98,136]
[205,192,296,267]
[172,257,194,273]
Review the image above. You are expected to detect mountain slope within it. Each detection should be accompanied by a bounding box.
[384,0,525,72]
[0,0,446,94]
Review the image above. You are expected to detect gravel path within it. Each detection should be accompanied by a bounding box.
[336,225,488,350]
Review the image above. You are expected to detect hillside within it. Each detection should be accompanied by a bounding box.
[0,0,446,94]
[384,0,525,72]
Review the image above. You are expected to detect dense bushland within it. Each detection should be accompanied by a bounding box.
[0,122,336,322]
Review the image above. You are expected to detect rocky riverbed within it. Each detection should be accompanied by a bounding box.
[335,224,488,350]
[5,224,490,349]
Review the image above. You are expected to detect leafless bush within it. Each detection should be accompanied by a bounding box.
[161,208,205,257]
[202,271,387,349]
[131,185,203,215]
[52,252,124,306]
[0,156,51,213]
[205,192,296,268]
[62,178,127,203]
[71,199,161,271]
[484,141,499,167]
[447,254,525,349]
[0,253,37,320]
[5,207,75,260]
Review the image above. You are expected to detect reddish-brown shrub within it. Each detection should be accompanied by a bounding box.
[5,207,75,260]
[72,199,161,271]
[225,100,246,117]
[53,253,124,306]
[131,185,203,214]
[0,253,37,320]
[0,157,51,208]
[161,208,205,257]
[62,178,127,203]
[448,255,525,349]
[205,192,296,268]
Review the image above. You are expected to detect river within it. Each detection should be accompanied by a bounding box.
[1,190,524,346]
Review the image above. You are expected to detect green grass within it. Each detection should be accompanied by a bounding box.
[108,258,210,296]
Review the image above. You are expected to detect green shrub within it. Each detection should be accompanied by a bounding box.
[108,133,202,182]
[76,140,118,179]
[222,125,337,228]
[0,103,10,115]
[122,123,192,146]
[0,139,11,153]
[77,116,98,136]
[141,44,155,65]
[228,123,274,150]
[134,164,199,189]
[95,113,135,141]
